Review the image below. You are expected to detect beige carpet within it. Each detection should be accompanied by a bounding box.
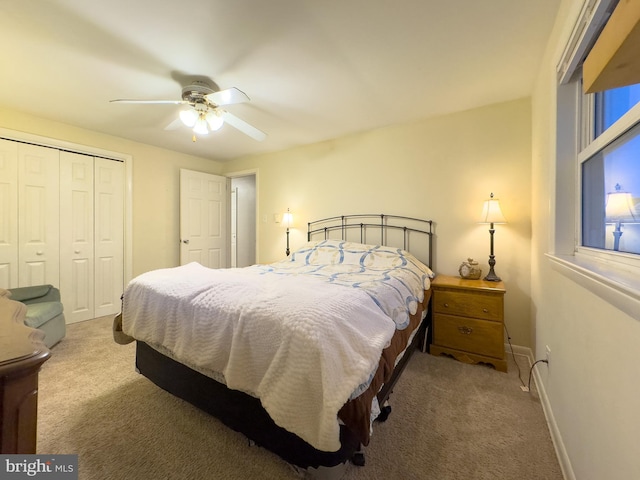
[36,316,563,479]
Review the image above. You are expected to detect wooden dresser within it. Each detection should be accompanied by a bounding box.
[430,275,507,372]
[0,291,51,453]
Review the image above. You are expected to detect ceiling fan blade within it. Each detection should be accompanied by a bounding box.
[220,111,266,141]
[205,87,250,106]
[110,99,187,104]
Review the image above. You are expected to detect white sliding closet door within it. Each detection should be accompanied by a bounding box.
[18,143,59,287]
[0,139,18,288]
[94,157,124,318]
[56,154,124,323]
[60,151,95,323]
[0,134,126,322]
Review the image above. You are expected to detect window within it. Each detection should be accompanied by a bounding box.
[595,85,640,136]
[580,83,640,256]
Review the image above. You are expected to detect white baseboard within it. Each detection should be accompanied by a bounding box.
[504,343,575,480]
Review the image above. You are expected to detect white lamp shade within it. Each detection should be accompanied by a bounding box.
[193,115,209,135]
[179,109,198,127]
[281,210,293,228]
[606,191,638,222]
[206,110,224,131]
[479,196,507,224]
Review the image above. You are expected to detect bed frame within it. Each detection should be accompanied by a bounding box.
[133,214,434,478]
[307,213,433,268]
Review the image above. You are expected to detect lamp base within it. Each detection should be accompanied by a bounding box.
[483,254,501,282]
[285,228,290,256]
[612,228,622,252]
[483,268,502,282]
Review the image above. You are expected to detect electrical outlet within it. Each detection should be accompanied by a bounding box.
[545,345,551,364]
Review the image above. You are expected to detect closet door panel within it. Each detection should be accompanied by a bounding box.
[94,158,124,317]
[18,144,59,288]
[60,151,94,323]
[0,140,18,289]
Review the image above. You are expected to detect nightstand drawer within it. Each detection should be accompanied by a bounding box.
[433,313,504,359]
[433,290,503,322]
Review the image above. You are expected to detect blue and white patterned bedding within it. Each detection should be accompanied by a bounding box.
[256,239,434,330]
[121,239,433,451]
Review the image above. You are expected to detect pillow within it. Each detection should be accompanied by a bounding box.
[289,239,434,279]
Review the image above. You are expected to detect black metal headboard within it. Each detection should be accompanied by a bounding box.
[307,214,434,268]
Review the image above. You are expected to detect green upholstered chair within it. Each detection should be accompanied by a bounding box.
[7,285,66,348]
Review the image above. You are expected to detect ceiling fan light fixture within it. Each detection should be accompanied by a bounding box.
[179,108,198,127]
[193,115,209,135]
[111,81,266,141]
[206,110,224,131]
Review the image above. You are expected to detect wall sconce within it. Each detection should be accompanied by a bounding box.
[478,193,507,282]
[281,208,293,256]
[606,183,638,251]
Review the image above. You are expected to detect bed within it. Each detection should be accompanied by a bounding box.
[114,214,434,478]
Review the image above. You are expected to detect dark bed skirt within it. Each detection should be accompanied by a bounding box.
[135,341,361,469]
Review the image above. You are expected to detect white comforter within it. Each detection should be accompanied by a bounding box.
[123,261,397,452]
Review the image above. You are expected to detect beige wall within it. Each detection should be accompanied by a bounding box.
[531,1,640,479]
[0,107,223,277]
[225,98,534,347]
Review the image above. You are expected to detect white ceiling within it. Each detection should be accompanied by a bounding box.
[0,0,560,162]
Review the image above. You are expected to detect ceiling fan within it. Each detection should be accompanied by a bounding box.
[110,81,266,142]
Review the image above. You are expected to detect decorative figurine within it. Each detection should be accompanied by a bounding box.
[459,258,482,280]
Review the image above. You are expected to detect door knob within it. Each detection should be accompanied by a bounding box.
[182,239,189,244]
[36,251,44,255]
[74,250,81,254]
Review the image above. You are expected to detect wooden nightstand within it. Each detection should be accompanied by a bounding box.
[430,275,507,372]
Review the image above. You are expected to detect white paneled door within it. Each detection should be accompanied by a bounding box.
[18,143,60,287]
[60,151,95,323]
[47,153,124,323]
[94,157,124,318]
[0,139,18,288]
[180,169,228,268]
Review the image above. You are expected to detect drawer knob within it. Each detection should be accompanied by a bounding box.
[443,303,449,308]
[458,326,473,335]
[482,308,489,313]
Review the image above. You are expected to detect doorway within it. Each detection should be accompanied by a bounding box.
[229,173,257,267]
